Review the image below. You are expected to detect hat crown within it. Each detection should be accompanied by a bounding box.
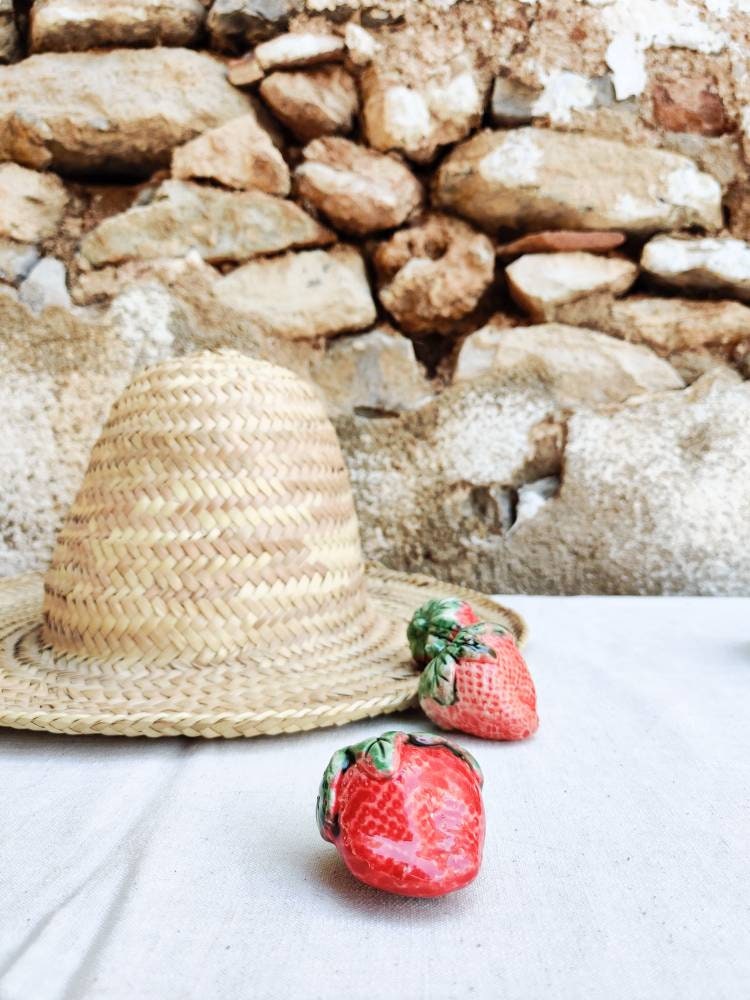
[42,351,370,666]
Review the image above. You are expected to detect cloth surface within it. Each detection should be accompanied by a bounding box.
[0,596,748,1000]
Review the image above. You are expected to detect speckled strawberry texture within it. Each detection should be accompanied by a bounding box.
[419,624,539,741]
[317,731,485,897]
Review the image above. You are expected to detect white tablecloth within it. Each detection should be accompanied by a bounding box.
[1,596,748,1000]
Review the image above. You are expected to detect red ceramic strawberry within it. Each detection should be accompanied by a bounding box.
[419,623,539,741]
[317,730,485,897]
[407,598,480,665]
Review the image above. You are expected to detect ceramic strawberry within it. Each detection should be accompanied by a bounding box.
[317,730,485,897]
[419,623,539,741]
[407,597,480,665]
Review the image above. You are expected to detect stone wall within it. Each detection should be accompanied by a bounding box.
[1,0,750,593]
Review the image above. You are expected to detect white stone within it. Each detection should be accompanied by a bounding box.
[0,239,39,284]
[18,257,71,314]
[313,326,432,416]
[362,58,485,163]
[373,213,494,335]
[0,164,68,243]
[436,128,722,234]
[666,165,723,215]
[609,296,750,352]
[30,0,206,51]
[80,180,332,266]
[216,245,377,340]
[344,23,379,66]
[0,49,253,174]
[453,322,684,405]
[70,251,217,305]
[255,32,344,71]
[295,136,422,235]
[171,114,290,195]
[259,66,358,142]
[207,0,295,52]
[506,252,637,321]
[641,236,750,301]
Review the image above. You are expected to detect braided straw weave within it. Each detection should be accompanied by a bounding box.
[0,351,527,738]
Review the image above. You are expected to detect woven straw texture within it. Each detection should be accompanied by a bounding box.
[0,351,526,738]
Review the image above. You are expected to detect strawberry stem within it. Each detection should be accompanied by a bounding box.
[407,598,472,662]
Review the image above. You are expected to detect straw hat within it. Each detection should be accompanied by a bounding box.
[0,351,526,738]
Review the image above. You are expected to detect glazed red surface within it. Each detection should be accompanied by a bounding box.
[423,631,539,741]
[454,602,480,629]
[334,743,485,897]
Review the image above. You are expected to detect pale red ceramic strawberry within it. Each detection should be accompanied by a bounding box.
[419,623,539,741]
[407,598,480,665]
[317,730,485,897]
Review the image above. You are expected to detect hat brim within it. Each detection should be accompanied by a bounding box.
[0,564,527,738]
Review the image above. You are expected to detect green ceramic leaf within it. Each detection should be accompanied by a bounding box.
[407,598,467,662]
[316,747,350,842]
[355,730,401,774]
[418,649,458,706]
[448,623,510,657]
